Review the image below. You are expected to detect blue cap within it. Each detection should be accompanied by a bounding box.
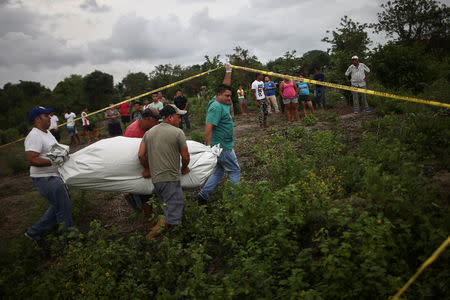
[29,106,54,122]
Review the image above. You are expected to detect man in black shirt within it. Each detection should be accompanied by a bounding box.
[173,89,190,130]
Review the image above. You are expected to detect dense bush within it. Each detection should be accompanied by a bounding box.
[1,109,448,299]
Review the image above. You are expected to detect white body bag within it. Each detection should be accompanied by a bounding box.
[53,137,222,194]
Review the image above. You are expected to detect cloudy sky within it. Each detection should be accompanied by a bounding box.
[0,0,386,89]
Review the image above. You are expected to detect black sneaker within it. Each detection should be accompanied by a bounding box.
[196,194,208,206]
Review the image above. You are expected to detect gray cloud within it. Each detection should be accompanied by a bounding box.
[0,0,385,88]
[0,6,84,70]
[87,12,201,64]
[0,5,39,38]
[80,0,110,13]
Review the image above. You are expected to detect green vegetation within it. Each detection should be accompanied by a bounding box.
[0,0,449,298]
[1,104,448,298]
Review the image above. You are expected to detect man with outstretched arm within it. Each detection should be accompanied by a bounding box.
[24,106,78,251]
[138,104,190,240]
[197,64,241,205]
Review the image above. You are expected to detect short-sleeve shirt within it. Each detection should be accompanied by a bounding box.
[81,111,90,126]
[105,109,120,124]
[345,63,370,87]
[206,100,234,150]
[64,112,76,127]
[313,73,325,88]
[117,102,131,116]
[174,96,188,110]
[237,89,245,99]
[251,80,265,100]
[297,81,310,95]
[124,120,146,138]
[49,115,59,130]
[142,123,187,183]
[24,127,59,177]
[149,101,163,111]
[264,81,276,96]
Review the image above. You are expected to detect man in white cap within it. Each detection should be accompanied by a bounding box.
[345,55,371,113]
[24,106,77,250]
[138,104,190,240]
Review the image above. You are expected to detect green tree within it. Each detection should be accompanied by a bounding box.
[300,50,330,75]
[322,16,371,85]
[322,16,371,56]
[370,42,435,92]
[83,70,114,110]
[121,72,150,98]
[266,50,301,76]
[0,81,53,134]
[53,75,87,112]
[148,64,184,99]
[373,0,449,50]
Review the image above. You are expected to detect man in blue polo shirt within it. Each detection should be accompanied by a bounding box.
[197,64,240,204]
[264,76,279,113]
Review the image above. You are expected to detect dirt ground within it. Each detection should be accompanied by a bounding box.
[0,102,380,242]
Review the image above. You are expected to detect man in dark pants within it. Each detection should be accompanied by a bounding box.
[173,90,190,131]
[138,104,190,240]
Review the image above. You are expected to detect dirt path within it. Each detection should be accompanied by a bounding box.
[0,103,380,242]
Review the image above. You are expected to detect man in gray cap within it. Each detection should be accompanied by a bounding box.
[345,55,371,113]
[24,106,77,250]
[138,104,190,240]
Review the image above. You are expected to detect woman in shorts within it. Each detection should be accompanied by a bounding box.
[297,74,315,117]
[237,84,249,115]
[280,77,300,122]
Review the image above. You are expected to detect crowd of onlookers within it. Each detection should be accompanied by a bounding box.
[48,55,371,143]
[46,89,191,144]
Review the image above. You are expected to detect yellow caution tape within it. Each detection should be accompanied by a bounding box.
[0,66,224,150]
[392,236,450,300]
[1,63,449,150]
[229,64,450,109]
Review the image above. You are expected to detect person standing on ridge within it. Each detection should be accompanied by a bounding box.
[64,108,81,145]
[345,55,371,114]
[264,76,279,113]
[174,90,191,131]
[251,73,268,128]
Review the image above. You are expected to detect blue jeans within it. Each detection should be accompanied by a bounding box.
[179,113,191,130]
[27,176,77,240]
[199,149,240,200]
[314,86,326,108]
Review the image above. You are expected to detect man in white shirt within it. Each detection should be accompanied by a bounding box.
[49,111,60,142]
[345,55,371,113]
[251,73,268,128]
[24,106,77,250]
[64,108,81,145]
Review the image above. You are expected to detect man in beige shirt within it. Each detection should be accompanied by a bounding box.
[138,104,190,240]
